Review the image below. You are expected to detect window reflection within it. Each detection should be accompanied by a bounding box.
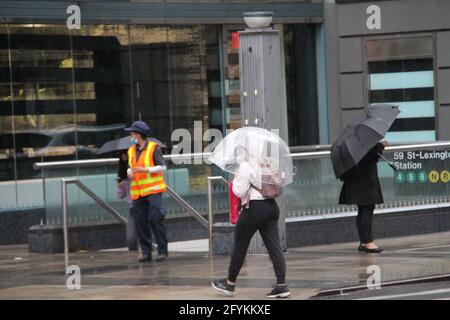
[129,25,220,150]
[284,24,319,146]
[0,50,93,68]
[0,82,95,101]
[0,21,324,213]
[0,24,222,183]
[223,27,242,130]
[0,24,77,182]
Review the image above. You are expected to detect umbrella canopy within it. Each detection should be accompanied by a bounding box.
[208,126,294,186]
[331,104,400,179]
[97,136,166,155]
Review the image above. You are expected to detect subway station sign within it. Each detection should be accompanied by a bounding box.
[392,150,450,184]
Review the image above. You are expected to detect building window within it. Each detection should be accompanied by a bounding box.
[366,36,436,142]
[284,24,319,146]
[222,26,243,130]
[222,24,320,145]
[0,24,222,184]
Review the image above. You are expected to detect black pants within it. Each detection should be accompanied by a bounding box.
[133,193,168,257]
[228,199,286,285]
[356,205,375,244]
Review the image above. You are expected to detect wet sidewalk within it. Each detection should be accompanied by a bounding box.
[1,231,450,299]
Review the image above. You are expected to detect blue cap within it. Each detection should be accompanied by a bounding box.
[124,121,150,134]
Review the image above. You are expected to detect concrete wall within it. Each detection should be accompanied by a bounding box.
[0,209,45,245]
[286,205,450,248]
[324,0,450,142]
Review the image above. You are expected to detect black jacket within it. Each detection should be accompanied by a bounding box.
[338,143,384,205]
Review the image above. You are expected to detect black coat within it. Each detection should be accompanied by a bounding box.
[339,143,384,205]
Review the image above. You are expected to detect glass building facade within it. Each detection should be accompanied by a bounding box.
[0,22,322,211]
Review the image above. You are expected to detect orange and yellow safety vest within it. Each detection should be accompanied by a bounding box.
[127,142,166,200]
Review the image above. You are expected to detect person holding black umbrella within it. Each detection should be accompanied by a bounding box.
[331,104,401,254]
[339,141,387,253]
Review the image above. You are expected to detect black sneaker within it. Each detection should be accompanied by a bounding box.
[211,279,235,296]
[138,255,152,263]
[266,285,291,298]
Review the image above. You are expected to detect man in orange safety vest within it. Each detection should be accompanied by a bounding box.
[125,121,168,263]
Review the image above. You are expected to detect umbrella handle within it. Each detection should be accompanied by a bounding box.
[378,153,398,171]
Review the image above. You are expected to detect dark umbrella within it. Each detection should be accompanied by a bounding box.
[97,136,167,155]
[331,104,400,179]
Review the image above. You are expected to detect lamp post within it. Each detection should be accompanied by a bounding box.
[239,12,289,252]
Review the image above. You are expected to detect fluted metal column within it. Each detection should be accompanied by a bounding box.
[238,20,289,253]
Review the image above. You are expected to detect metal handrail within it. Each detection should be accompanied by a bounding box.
[60,178,207,270]
[34,139,450,265]
[290,145,332,153]
[36,161,209,263]
[33,153,211,170]
[207,176,229,257]
[165,152,212,162]
[166,186,208,229]
[61,178,128,271]
[33,159,208,224]
[34,141,450,169]
[290,141,450,160]
[34,158,119,170]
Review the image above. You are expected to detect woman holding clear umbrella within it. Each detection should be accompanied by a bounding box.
[210,130,292,298]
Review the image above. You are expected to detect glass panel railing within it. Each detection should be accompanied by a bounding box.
[42,166,119,225]
[42,167,78,225]
[40,158,230,226]
[162,162,229,219]
[286,144,450,218]
[286,157,340,218]
[37,142,450,225]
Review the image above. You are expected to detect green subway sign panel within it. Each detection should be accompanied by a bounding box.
[392,150,450,184]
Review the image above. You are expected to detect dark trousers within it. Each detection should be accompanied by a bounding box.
[356,205,375,244]
[228,199,286,285]
[132,193,168,257]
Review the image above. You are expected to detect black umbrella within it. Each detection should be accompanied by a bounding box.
[97,136,167,155]
[331,104,400,179]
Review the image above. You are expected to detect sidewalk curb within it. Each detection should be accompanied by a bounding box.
[312,274,450,298]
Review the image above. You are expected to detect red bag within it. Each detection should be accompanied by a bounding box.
[228,180,241,225]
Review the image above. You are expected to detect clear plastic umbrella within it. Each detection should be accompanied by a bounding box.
[208,126,294,186]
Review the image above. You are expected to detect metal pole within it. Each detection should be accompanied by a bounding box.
[207,176,229,257]
[207,177,214,257]
[42,169,47,224]
[166,186,208,228]
[32,141,450,170]
[239,22,288,253]
[61,179,69,272]
[74,180,128,225]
